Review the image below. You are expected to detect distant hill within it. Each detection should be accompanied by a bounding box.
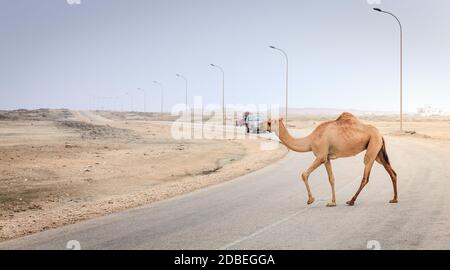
[284,107,397,116]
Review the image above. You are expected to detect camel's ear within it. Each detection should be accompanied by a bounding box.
[279,117,284,122]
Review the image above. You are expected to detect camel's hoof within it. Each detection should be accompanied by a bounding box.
[389,199,398,204]
[326,202,337,207]
[307,197,315,205]
[346,201,355,206]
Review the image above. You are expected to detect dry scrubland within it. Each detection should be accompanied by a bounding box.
[1,109,449,241]
[0,109,286,240]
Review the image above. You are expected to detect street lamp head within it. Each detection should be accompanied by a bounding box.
[210,64,215,67]
[373,8,382,12]
[176,74,180,77]
[269,45,276,49]
[153,81,158,84]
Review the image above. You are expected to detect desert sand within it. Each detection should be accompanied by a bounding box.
[0,109,286,240]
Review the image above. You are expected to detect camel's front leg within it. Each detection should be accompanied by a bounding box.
[301,157,325,205]
[324,161,336,207]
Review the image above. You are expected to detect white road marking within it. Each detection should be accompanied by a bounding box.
[220,175,362,250]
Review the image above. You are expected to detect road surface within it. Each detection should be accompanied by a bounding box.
[1,137,450,250]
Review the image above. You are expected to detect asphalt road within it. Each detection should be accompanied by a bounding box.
[1,136,450,250]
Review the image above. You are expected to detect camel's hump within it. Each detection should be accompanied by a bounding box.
[336,112,356,121]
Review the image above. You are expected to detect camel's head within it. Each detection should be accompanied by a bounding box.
[265,118,283,133]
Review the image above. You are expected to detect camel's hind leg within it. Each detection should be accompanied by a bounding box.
[375,143,398,203]
[346,159,375,206]
[301,157,326,205]
[346,139,381,206]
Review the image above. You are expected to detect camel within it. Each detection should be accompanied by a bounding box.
[266,112,398,207]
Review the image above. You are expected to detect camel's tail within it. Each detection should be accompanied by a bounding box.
[378,137,391,165]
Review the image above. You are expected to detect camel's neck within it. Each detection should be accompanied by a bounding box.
[276,122,312,153]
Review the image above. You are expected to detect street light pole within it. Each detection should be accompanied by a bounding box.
[176,74,188,113]
[137,88,146,112]
[125,92,133,112]
[119,95,124,112]
[91,95,96,111]
[210,64,225,126]
[153,81,164,115]
[269,45,289,123]
[114,96,120,111]
[373,8,404,131]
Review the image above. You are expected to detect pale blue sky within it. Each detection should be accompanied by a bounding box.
[1,0,449,112]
